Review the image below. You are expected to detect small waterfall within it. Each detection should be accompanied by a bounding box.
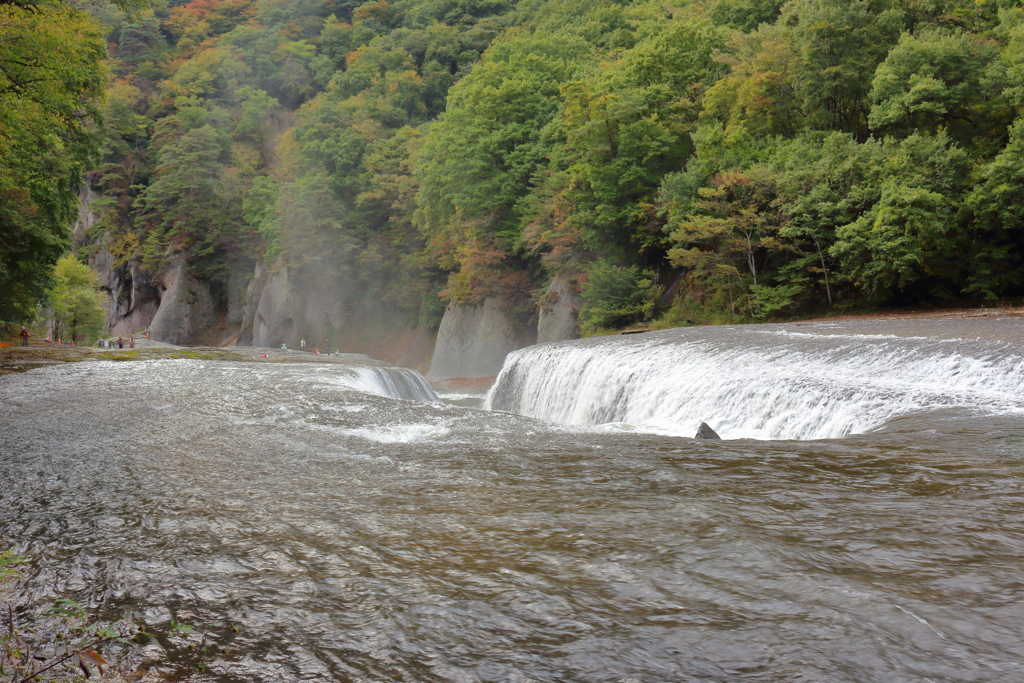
[485,324,1024,440]
[336,365,439,402]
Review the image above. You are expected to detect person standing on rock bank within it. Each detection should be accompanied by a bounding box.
[117,336,124,349]
[129,336,136,349]
[20,326,30,346]
[300,337,306,348]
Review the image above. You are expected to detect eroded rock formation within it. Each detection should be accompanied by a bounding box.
[148,253,220,345]
[236,262,269,346]
[252,263,298,347]
[427,298,536,380]
[235,258,435,367]
[76,188,162,338]
[71,187,508,370]
[537,277,581,344]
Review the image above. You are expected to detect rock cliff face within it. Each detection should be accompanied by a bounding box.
[251,263,298,347]
[236,262,269,347]
[225,262,250,336]
[147,253,220,345]
[75,188,545,371]
[71,186,100,243]
[247,260,364,350]
[73,182,434,364]
[106,260,161,338]
[233,258,436,367]
[537,277,581,344]
[76,188,162,337]
[86,249,435,366]
[426,298,536,380]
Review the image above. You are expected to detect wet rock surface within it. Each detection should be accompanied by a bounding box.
[695,421,721,439]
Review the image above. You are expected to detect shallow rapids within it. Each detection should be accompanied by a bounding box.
[2,320,1024,682]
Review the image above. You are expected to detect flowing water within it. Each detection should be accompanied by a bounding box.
[487,319,1024,440]
[1,319,1024,682]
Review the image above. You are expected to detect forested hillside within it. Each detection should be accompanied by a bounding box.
[4,0,1024,342]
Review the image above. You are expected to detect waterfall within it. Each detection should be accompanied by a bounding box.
[332,365,439,402]
[485,323,1024,440]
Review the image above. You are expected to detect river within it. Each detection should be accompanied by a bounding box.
[1,318,1023,682]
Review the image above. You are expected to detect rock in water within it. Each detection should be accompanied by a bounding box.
[695,422,721,440]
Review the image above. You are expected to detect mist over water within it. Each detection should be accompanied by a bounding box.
[2,319,1024,682]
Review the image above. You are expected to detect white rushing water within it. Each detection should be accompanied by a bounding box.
[347,365,439,402]
[319,364,439,402]
[486,322,1024,440]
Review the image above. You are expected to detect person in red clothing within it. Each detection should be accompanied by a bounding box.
[20,326,30,347]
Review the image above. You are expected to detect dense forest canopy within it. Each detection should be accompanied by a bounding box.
[0,0,105,321]
[4,0,1024,329]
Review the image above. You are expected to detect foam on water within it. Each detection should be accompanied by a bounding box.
[340,422,452,443]
[486,323,1024,440]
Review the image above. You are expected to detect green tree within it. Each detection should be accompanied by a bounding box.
[578,259,661,332]
[48,255,106,344]
[0,0,107,321]
[709,0,785,32]
[704,0,900,140]
[829,133,971,298]
[354,127,433,321]
[670,170,785,288]
[668,167,797,318]
[770,132,878,306]
[869,28,1007,148]
[133,124,234,270]
[783,0,901,137]
[415,30,592,299]
[702,23,806,138]
[960,116,1024,297]
[999,7,1024,110]
[834,180,951,294]
[233,86,278,142]
[526,17,727,262]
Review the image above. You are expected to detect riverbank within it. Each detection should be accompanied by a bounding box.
[7,304,1024,376]
[0,341,387,375]
[793,303,1024,323]
[585,303,1024,338]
